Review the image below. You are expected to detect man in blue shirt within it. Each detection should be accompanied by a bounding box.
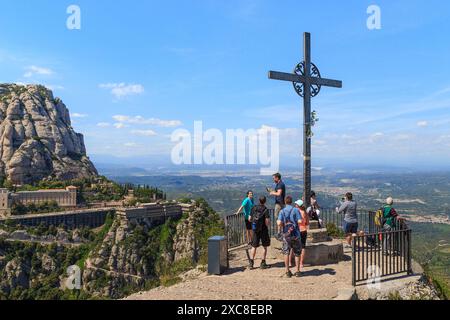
[277,196,303,278]
[269,173,286,221]
[236,190,254,245]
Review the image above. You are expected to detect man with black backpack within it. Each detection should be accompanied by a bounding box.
[249,196,271,269]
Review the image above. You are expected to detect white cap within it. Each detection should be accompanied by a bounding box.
[386,197,394,205]
[295,200,303,207]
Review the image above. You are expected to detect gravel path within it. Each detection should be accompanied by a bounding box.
[125,241,354,300]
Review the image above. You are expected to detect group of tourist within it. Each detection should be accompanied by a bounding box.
[236,173,404,278]
[235,173,314,277]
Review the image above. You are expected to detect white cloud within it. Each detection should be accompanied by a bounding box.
[97,122,111,127]
[417,121,428,127]
[112,115,182,127]
[131,129,157,136]
[393,133,412,141]
[99,83,144,99]
[124,142,139,147]
[24,65,54,78]
[114,123,127,129]
[71,113,88,118]
[371,132,384,138]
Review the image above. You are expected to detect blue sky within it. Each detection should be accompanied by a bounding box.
[1,0,450,169]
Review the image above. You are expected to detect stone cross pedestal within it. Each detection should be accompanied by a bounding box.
[303,220,345,266]
[307,220,329,243]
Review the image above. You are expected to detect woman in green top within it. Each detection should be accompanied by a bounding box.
[236,191,254,245]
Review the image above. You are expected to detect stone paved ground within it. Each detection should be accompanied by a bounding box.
[125,240,355,300]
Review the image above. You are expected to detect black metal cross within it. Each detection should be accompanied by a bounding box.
[268,32,342,209]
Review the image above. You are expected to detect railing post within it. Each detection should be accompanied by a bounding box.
[407,229,413,275]
[224,215,230,248]
[352,236,357,286]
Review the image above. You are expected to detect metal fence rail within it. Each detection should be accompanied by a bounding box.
[352,224,412,286]
[320,208,375,233]
[225,208,377,248]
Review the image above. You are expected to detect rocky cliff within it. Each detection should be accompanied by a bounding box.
[82,201,224,298]
[0,83,97,184]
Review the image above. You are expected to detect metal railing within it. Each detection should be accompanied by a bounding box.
[320,208,375,233]
[225,208,377,248]
[351,221,412,286]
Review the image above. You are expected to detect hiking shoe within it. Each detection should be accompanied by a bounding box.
[294,271,302,277]
[285,270,293,278]
[248,259,254,269]
[260,260,269,269]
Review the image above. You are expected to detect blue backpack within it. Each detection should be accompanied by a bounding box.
[281,207,298,240]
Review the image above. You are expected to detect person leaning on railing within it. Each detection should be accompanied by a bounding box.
[236,190,255,245]
[381,197,405,254]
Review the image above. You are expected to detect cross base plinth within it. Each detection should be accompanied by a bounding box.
[303,239,345,266]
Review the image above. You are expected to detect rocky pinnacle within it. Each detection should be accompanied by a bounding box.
[0,83,98,184]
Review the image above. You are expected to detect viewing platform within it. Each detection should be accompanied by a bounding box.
[126,240,355,300]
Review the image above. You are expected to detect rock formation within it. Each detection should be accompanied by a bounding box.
[0,83,97,184]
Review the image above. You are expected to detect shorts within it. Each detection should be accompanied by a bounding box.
[300,231,307,247]
[343,221,358,234]
[245,220,252,231]
[252,228,271,248]
[282,237,302,257]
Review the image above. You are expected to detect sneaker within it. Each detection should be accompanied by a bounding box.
[248,259,254,269]
[260,260,269,269]
[295,271,302,277]
[285,270,293,278]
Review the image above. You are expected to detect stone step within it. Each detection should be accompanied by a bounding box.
[309,220,320,230]
[307,228,330,243]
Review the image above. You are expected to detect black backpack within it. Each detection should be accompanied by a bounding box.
[252,205,268,232]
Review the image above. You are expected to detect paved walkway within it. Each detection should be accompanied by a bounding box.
[125,240,355,300]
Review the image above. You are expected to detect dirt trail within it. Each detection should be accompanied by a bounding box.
[125,240,354,300]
